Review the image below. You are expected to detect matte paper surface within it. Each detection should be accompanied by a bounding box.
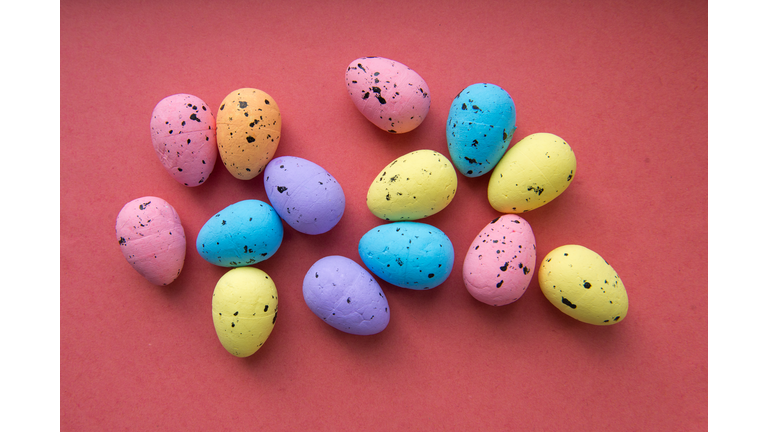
[61,1,707,430]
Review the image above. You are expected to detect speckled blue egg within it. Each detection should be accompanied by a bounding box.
[264,156,345,235]
[196,200,283,267]
[358,222,454,289]
[446,83,516,177]
[303,256,390,335]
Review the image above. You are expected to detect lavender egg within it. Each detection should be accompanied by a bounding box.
[303,256,390,335]
[264,156,345,235]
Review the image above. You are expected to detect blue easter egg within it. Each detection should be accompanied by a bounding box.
[196,200,283,267]
[446,83,516,177]
[358,222,454,289]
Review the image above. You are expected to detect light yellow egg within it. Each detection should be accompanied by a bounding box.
[212,267,278,357]
[367,149,457,221]
[539,245,628,325]
[488,132,576,213]
[216,88,281,180]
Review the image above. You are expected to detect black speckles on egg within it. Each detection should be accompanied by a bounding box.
[561,297,577,309]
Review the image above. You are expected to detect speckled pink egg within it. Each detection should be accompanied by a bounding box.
[463,214,536,306]
[116,196,186,286]
[150,94,217,187]
[345,56,430,134]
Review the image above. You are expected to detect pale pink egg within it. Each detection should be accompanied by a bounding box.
[150,94,217,186]
[345,57,430,134]
[116,196,186,286]
[463,214,536,306]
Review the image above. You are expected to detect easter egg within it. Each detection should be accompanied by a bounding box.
[115,196,186,286]
[359,222,454,290]
[303,256,390,335]
[446,83,516,177]
[345,56,430,133]
[212,267,278,357]
[196,200,283,267]
[539,245,628,325]
[150,94,217,187]
[264,156,345,235]
[216,88,281,180]
[367,149,457,221]
[488,133,576,213]
[462,214,536,306]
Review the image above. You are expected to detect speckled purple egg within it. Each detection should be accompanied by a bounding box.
[264,156,345,235]
[303,256,390,335]
[150,94,217,187]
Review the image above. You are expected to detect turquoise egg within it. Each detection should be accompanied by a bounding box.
[446,83,516,177]
[358,222,454,289]
[196,200,283,267]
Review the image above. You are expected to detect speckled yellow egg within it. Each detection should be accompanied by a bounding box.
[367,150,457,221]
[212,267,278,357]
[216,88,281,180]
[488,133,576,213]
[539,245,628,325]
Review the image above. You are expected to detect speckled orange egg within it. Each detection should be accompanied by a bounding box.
[216,88,281,180]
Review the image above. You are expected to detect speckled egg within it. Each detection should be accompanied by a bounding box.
[303,256,390,335]
[196,200,283,267]
[367,150,457,221]
[115,196,186,286]
[539,245,628,325]
[447,83,516,177]
[359,222,454,290]
[150,94,217,186]
[345,56,430,133]
[463,215,536,306]
[264,156,345,235]
[212,267,278,357]
[488,133,576,213]
[216,88,281,180]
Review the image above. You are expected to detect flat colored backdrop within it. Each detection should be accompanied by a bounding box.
[61,0,707,430]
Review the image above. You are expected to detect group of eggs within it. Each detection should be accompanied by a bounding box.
[115,56,629,358]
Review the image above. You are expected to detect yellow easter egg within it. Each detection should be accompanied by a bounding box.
[366,149,457,221]
[216,88,281,180]
[487,132,576,213]
[538,245,628,325]
[212,267,278,357]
